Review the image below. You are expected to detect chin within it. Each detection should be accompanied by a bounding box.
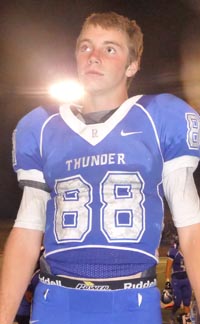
[83,83,104,94]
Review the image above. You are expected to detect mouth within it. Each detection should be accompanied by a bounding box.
[85,70,104,76]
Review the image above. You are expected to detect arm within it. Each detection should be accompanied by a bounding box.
[177,224,200,310]
[165,257,173,282]
[0,227,43,324]
[163,166,200,309]
[0,186,49,324]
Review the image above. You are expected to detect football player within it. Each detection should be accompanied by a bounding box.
[0,11,200,324]
[165,237,192,323]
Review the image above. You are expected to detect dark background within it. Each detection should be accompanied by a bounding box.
[0,0,200,222]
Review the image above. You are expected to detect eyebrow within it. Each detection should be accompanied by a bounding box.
[77,38,123,48]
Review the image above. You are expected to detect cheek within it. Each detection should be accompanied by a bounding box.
[76,62,86,78]
[109,60,127,75]
[76,55,87,68]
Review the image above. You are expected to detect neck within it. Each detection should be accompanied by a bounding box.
[81,88,129,114]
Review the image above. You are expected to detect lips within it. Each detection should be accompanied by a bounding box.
[85,70,104,76]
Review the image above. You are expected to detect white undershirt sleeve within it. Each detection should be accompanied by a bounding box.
[14,186,50,231]
[163,166,200,227]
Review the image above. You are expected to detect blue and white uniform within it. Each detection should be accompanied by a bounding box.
[13,94,200,324]
[167,246,192,311]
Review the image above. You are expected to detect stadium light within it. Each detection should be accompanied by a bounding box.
[48,80,84,103]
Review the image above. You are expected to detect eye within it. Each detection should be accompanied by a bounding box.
[106,47,116,54]
[79,44,91,53]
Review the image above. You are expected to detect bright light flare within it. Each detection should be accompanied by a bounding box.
[48,80,84,103]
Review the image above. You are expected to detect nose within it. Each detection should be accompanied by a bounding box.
[88,49,101,64]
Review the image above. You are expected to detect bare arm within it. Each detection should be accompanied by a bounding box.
[165,257,173,282]
[0,227,43,324]
[178,223,200,310]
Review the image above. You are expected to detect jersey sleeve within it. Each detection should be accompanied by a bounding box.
[12,107,50,190]
[167,247,176,260]
[152,94,200,175]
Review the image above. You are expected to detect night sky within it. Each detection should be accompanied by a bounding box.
[0,0,200,220]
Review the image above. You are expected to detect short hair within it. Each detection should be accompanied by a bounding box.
[77,12,143,68]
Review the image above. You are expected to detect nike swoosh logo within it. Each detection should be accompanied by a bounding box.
[30,321,40,324]
[121,130,143,136]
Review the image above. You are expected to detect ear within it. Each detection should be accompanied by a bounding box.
[125,61,139,78]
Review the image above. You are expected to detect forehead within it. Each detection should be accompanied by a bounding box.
[77,24,129,47]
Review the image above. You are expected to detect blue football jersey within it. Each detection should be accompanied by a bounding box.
[13,94,200,278]
[167,247,186,275]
